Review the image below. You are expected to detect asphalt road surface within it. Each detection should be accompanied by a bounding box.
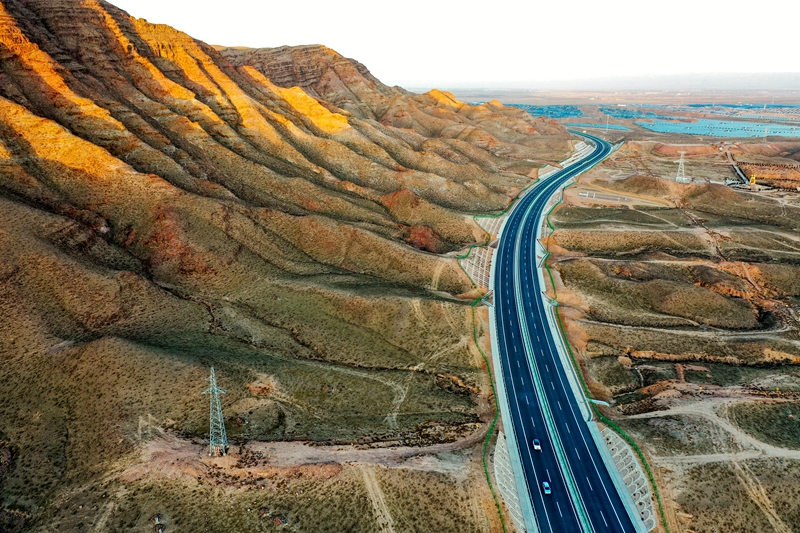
[493,132,637,533]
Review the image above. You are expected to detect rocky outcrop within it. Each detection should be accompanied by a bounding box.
[217,44,403,118]
[218,44,572,165]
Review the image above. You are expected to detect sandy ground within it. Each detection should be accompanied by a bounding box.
[120,421,488,487]
[565,180,668,209]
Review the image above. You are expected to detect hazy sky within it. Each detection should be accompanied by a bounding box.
[111,0,797,89]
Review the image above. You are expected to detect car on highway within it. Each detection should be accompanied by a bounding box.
[532,438,541,451]
[542,481,551,495]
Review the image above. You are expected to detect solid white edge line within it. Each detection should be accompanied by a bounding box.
[533,133,648,533]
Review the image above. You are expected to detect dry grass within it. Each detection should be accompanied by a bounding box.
[549,141,800,533]
[729,402,800,450]
[32,458,490,533]
[675,459,800,533]
[376,465,490,532]
[43,471,378,532]
[676,462,775,533]
[0,180,483,527]
[553,229,710,257]
[584,356,639,394]
[582,320,798,366]
[620,415,740,456]
[758,263,800,296]
[558,259,759,329]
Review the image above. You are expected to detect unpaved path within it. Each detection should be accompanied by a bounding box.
[632,398,799,531]
[568,180,671,208]
[731,460,792,533]
[360,465,396,533]
[247,424,486,470]
[431,260,446,290]
[89,488,123,532]
[122,423,487,486]
[286,356,408,428]
[629,399,800,463]
[579,317,795,341]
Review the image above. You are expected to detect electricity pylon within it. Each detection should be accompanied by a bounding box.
[675,151,690,183]
[203,367,228,456]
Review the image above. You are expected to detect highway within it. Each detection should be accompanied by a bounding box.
[493,132,638,533]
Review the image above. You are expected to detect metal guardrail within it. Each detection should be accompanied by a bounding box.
[488,214,540,533]
[481,144,595,533]
[535,136,650,533]
[487,142,600,533]
[514,192,594,533]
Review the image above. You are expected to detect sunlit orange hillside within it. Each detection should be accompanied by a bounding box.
[0,0,574,530]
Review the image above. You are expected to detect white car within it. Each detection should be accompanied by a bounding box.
[532,438,541,451]
[542,481,551,495]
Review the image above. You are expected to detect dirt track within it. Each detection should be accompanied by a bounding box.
[629,398,800,463]
[121,421,489,486]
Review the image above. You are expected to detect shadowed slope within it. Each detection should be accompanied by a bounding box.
[0,0,573,529]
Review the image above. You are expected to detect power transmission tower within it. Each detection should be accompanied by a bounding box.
[203,367,229,456]
[675,151,690,183]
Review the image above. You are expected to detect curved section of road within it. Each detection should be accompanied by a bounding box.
[493,132,638,533]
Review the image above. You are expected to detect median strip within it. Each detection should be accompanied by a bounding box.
[514,173,594,533]
[465,139,599,533]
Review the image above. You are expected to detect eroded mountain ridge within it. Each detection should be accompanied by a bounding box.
[0,0,573,529]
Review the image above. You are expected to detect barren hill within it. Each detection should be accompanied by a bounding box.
[0,0,572,530]
[218,44,570,163]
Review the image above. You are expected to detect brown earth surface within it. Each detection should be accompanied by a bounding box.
[0,0,577,530]
[548,140,800,532]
